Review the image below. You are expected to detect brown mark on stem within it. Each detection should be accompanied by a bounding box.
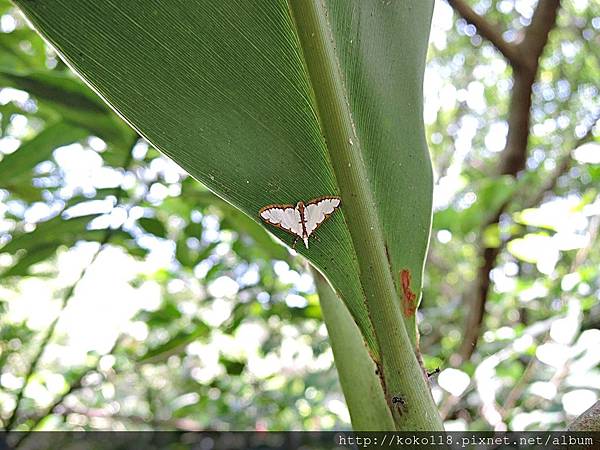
[400,269,417,317]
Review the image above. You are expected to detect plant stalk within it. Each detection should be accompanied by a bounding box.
[289,0,443,430]
[313,268,394,430]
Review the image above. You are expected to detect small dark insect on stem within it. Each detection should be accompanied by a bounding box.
[427,367,441,378]
[391,394,408,416]
[392,395,406,405]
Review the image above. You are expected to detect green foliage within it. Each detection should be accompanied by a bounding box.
[0,70,130,145]
[1,213,100,276]
[138,320,210,364]
[10,0,438,364]
[421,0,600,431]
[2,1,349,431]
[1,0,599,433]
[10,0,448,429]
[137,217,167,239]
[0,122,88,200]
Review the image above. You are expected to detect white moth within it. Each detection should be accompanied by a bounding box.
[259,196,341,249]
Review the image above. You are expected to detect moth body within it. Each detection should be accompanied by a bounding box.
[259,196,341,249]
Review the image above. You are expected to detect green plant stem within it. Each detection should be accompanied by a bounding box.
[290,1,442,430]
[313,268,394,430]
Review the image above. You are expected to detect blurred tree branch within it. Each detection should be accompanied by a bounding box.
[500,0,561,176]
[446,0,521,65]
[458,113,597,363]
[499,212,599,422]
[441,312,558,425]
[51,405,205,432]
[4,244,107,431]
[446,0,562,363]
[12,337,124,447]
[3,139,137,431]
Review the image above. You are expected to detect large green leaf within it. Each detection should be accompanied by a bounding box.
[14,0,440,429]
[14,0,432,349]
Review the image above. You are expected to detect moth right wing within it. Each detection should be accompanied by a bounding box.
[304,196,341,236]
[259,204,303,238]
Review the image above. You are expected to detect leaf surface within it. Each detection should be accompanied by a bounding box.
[14,0,435,358]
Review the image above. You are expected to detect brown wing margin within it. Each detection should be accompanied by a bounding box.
[258,203,299,237]
[305,196,342,235]
[305,195,342,206]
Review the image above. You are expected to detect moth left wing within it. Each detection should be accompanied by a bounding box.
[259,204,303,238]
[304,196,341,236]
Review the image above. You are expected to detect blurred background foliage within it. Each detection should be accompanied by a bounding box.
[0,0,598,433]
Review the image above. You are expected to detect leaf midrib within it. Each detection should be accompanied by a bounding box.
[288,0,401,353]
[288,0,443,430]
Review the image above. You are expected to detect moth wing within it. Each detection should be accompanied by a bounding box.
[259,205,303,237]
[305,197,341,236]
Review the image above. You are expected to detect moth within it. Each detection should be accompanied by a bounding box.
[259,196,341,249]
